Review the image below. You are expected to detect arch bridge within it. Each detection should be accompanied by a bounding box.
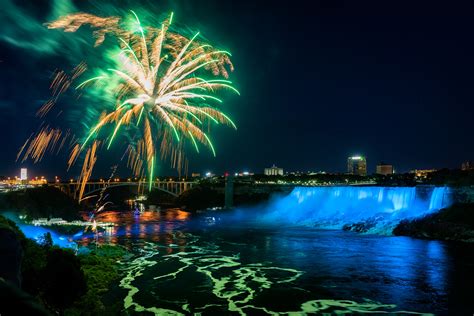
[51,180,195,200]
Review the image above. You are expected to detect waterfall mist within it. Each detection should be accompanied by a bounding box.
[257,186,451,233]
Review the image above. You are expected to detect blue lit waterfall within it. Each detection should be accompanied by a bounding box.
[259,186,451,232]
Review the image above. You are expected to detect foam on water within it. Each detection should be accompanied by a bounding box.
[118,233,431,315]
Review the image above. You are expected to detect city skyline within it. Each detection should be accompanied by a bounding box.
[1,0,474,177]
[2,156,471,180]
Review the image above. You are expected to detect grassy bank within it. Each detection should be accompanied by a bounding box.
[0,214,127,315]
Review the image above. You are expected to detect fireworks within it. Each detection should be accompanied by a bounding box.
[19,10,238,199]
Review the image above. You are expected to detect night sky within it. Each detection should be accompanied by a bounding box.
[1,0,473,178]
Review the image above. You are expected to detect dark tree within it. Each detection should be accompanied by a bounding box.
[42,248,87,312]
[38,232,53,249]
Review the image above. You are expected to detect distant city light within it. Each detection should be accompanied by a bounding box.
[264,164,284,176]
[20,168,27,180]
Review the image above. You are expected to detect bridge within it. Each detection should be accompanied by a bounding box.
[51,180,195,200]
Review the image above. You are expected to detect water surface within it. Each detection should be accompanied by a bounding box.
[77,209,473,315]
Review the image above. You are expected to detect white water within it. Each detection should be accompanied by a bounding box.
[259,186,451,232]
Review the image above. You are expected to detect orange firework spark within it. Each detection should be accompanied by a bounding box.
[21,10,238,196]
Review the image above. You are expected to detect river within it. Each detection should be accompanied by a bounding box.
[76,208,473,315]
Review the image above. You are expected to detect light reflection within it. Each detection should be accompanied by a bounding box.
[139,223,146,238]
[77,209,191,247]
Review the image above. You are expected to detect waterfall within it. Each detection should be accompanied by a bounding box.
[259,186,451,231]
[429,187,448,210]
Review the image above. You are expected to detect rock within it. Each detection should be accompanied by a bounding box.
[343,222,374,233]
[393,203,474,242]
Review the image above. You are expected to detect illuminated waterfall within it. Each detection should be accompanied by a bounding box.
[259,186,451,231]
[428,187,449,211]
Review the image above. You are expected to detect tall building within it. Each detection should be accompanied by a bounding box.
[461,161,474,171]
[20,168,27,180]
[376,162,393,175]
[264,164,284,176]
[347,156,367,176]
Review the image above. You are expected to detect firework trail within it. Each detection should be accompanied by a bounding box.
[19,10,238,200]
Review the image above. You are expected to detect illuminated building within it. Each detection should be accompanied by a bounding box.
[191,172,201,178]
[461,161,474,171]
[20,168,27,183]
[376,163,393,175]
[30,176,47,185]
[410,169,437,178]
[347,156,367,176]
[264,165,284,176]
